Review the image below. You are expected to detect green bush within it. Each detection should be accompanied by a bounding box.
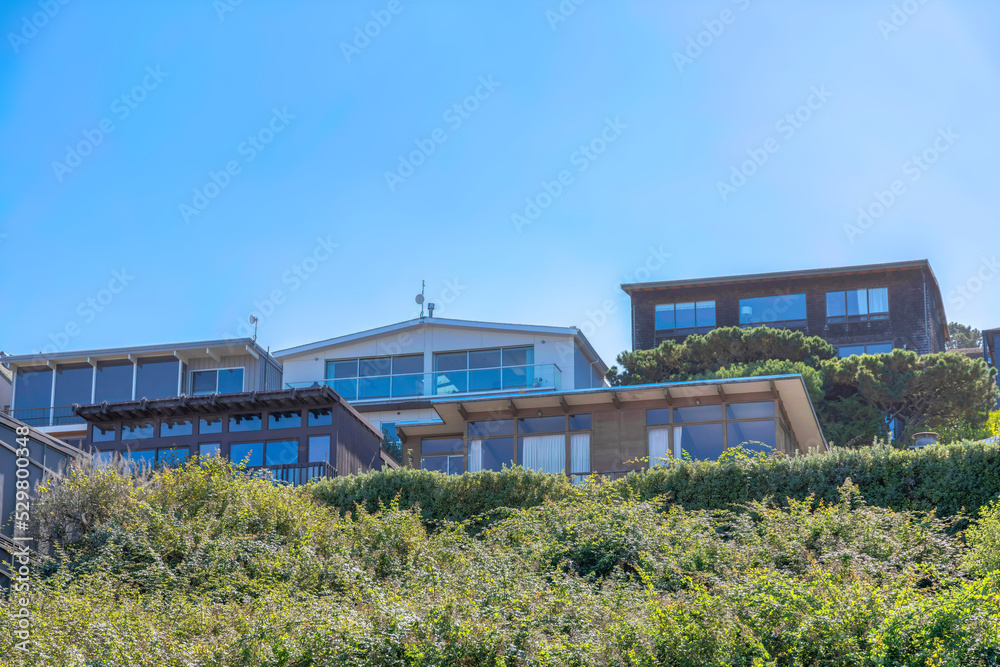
[965,498,1000,576]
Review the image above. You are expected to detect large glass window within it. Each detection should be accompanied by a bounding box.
[518,434,565,474]
[93,424,116,442]
[122,421,155,439]
[14,367,52,424]
[422,455,464,475]
[268,410,302,429]
[229,413,262,432]
[568,414,592,430]
[157,447,190,466]
[265,440,299,465]
[135,357,179,400]
[308,408,332,426]
[673,423,725,460]
[199,443,220,458]
[230,442,263,467]
[123,449,156,471]
[433,346,535,395]
[191,368,245,395]
[517,416,565,434]
[468,420,515,437]
[308,435,331,463]
[468,437,514,472]
[200,416,223,434]
[422,437,464,453]
[655,301,716,333]
[324,354,423,400]
[674,405,723,423]
[54,364,93,415]
[160,418,194,437]
[826,288,889,323]
[95,360,134,403]
[726,420,776,453]
[739,294,807,327]
[838,343,893,358]
[726,402,775,419]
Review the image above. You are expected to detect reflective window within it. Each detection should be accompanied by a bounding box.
[726,420,776,452]
[191,368,245,395]
[325,355,422,399]
[199,443,220,458]
[422,454,464,475]
[422,437,464,454]
[739,294,807,326]
[827,288,889,322]
[160,418,194,437]
[568,414,592,430]
[433,347,536,395]
[93,424,116,442]
[14,367,53,419]
[646,408,671,425]
[674,405,723,423]
[468,420,515,437]
[674,423,725,460]
[123,449,156,470]
[135,357,179,400]
[158,447,190,466]
[468,437,514,472]
[655,302,716,332]
[268,410,302,429]
[218,368,244,393]
[265,440,298,465]
[308,435,330,463]
[229,413,262,432]
[518,416,565,434]
[200,416,223,434]
[838,343,893,358]
[95,360,134,403]
[191,371,217,395]
[123,421,155,439]
[54,364,93,409]
[308,408,332,426]
[726,402,775,419]
[230,442,263,467]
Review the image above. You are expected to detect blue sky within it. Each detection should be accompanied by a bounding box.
[1,1,997,365]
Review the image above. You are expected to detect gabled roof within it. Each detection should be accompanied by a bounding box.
[274,317,609,373]
[1,338,278,369]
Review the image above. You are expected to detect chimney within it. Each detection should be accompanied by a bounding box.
[427,303,435,318]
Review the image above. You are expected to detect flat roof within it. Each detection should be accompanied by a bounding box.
[621,259,937,294]
[2,338,278,369]
[274,316,609,374]
[0,411,85,462]
[398,374,828,452]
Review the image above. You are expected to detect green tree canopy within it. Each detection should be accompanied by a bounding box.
[947,322,982,349]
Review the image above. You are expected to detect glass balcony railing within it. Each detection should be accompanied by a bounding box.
[5,406,85,427]
[286,363,562,402]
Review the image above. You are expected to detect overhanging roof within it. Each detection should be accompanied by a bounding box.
[397,374,828,451]
[0,411,85,462]
[1,338,278,369]
[274,317,609,374]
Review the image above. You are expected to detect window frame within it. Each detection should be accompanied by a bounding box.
[654,301,716,334]
[826,288,890,323]
[189,366,245,395]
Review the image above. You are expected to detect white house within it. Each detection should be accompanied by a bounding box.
[274,317,609,438]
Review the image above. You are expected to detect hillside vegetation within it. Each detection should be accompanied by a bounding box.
[3,447,1000,666]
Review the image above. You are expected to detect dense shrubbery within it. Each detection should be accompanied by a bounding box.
[4,453,1000,665]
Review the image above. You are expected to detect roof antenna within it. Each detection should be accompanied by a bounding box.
[415,280,426,319]
[248,314,258,342]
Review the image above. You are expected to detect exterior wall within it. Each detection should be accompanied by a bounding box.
[0,373,11,413]
[630,267,946,354]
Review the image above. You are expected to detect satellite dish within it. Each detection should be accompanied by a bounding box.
[414,294,424,305]
[249,314,258,324]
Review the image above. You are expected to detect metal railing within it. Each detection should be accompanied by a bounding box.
[286,363,561,401]
[244,461,337,486]
[4,405,84,427]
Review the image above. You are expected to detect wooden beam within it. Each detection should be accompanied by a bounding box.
[245,345,260,360]
[507,399,518,417]
[769,380,779,400]
[662,388,673,405]
[610,391,621,410]
[558,395,570,413]
[206,347,222,363]
[717,385,727,403]
[457,403,468,420]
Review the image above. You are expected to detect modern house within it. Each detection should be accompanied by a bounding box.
[1,338,282,445]
[72,385,388,484]
[394,374,827,478]
[275,317,609,441]
[621,260,948,358]
[0,410,84,586]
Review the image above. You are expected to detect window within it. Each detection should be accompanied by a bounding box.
[13,367,52,425]
[646,408,671,426]
[648,428,670,468]
[199,443,220,458]
[569,414,592,430]
[468,420,515,437]
[468,437,514,472]
[229,413,262,432]
[726,402,775,419]
[570,433,590,483]
[838,343,893,358]
[422,455,464,475]
[422,437,464,453]
[739,294,807,327]
[674,405,723,423]
[726,421,775,453]
[93,424,116,442]
[654,301,716,333]
[123,449,156,470]
[518,416,566,433]
[324,355,423,400]
[518,434,565,474]
[308,435,331,463]
[268,410,302,429]
[135,357,179,400]
[95,360,134,403]
[200,416,223,434]
[433,346,535,395]
[265,440,299,465]
[230,442,263,467]
[309,408,333,426]
[54,363,93,411]
[190,368,245,395]
[157,447,190,466]
[122,421,155,439]
[95,451,114,467]
[160,418,194,437]
[826,288,889,322]
[673,423,725,460]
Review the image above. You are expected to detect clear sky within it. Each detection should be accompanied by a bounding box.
[1,1,997,366]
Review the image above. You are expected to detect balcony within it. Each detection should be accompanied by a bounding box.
[4,406,84,428]
[245,461,337,486]
[286,363,562,402]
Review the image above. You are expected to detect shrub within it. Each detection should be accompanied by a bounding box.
[965,498,1000,576]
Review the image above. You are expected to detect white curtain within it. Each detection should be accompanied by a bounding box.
[520,434,565,474]
[468,439,483,472]
[570,433,590,481]
[672,426,684,460]
[648,428,670,468]
[868,287,889,314]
